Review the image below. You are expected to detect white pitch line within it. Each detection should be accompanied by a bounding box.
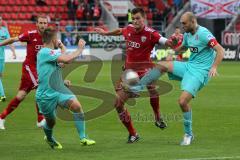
[176,156,240,160]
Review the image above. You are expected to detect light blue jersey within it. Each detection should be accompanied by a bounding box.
[182,25,216,84]
[36,47,75,118]
[169,25,217,97]
[0,26,10,60]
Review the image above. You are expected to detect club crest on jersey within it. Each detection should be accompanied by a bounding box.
[141,36,147,42]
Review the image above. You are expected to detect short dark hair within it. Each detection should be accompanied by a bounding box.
[131,7,145,17]
[175,26,180,29]
[42,27,57,44]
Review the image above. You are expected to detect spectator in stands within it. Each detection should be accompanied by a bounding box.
[30,12,38,22]
[63,32,74,46]
[92,3,101,21]
[67,0,78,20]
[65,21,75,32]
[36,0,47,6]
[148,0,156,10]
[83,5,93,20]
[76,4,84,20]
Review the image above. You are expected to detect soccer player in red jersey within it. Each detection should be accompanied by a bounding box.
[0,15,48,130]
[95,8,176,143]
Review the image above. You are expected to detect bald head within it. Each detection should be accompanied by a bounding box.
[180,12,198,34]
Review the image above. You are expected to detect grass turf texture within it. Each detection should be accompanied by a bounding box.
[0,62,239,160]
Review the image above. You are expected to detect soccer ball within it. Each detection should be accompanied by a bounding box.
[122,69,140,86]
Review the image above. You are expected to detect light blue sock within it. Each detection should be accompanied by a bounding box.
[130,68,161,93]
[0,78,5,97]
[140,68,161,86]
[43,122,54,142]
[183,110,193,136]
[73,112,86,139]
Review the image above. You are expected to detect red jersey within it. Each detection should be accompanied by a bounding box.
[18,30,43,67]
[122,25,161,75]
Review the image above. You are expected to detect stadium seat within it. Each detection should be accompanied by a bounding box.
[29,0,35,5]
[0,0,8,5]
[42,6,49,13]
[5,6,12,12]
[0,6,4,12]
[19,13,27,20]
[50,6,57,13]
[11,13,18,20]
[2,13,11,20]
[20,6,28,13]
[15,0,22,5]
[57,6,65,13]
[60,20,67,27]
[61,13,68,20]
[59,0,66,5]
[13,6,20,12]
[8,0,15,5]
[27,6,34,13]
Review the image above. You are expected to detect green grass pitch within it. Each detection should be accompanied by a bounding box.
[0,62,239,160]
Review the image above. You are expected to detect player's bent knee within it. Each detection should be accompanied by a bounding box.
[69,99,83,113]
[178,98,188,107]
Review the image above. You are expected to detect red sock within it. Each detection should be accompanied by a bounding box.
[150,96,160,122]
[36,103,44,122]
[118,109,136,136]
[0,97,21,119]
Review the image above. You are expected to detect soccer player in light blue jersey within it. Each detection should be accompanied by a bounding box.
[36,27,95,149]
[0,15,16,102]
[130,12,224,145]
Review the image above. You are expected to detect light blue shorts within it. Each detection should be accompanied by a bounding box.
[36,93,76,119]
[168,61,205,97]
[0,59,5,73]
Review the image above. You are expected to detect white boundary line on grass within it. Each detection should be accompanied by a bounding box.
[176,156,240,160]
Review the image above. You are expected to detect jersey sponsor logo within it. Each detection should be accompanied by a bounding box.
[35,45,43,51]
[33,38,37,42]
[141,36,147,42]
[189,46,198,53]
[144,27,155,33]
[128,40,140,48]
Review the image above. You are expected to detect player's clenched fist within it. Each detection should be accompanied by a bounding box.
[78,39,86,49]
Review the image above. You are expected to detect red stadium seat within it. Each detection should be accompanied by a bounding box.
[42,6,49,13]
[19,13,26,20]
[35,6,43,13]
[141,0,149,6]
[20,6,28,13]
[25,13,32,20]
[13,6,20,12]
[27,6,34,12]
[57,6,65,13]
[61,13,68,20]
[5,6,12,12]
[11,13,18,20]
[22,0,29,5]
[8,0,15,5]
[2,13,11,20]
[29,0,35,5]
[60,20,67,26]
[59,0,66,5]
[0,6,5,12]
[15,0,22,5]
[50,6,57,13]
[0,0,8,5]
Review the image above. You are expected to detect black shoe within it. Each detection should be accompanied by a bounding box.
[155,118,167,129]
[127,134,140,143]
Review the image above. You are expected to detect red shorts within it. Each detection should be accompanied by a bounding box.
[18,64,38,92]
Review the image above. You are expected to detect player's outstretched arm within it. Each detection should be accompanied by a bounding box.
[57,39,85,63]
[209,44,224,77]
[0,37,19,46]
[95,27,122,36]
